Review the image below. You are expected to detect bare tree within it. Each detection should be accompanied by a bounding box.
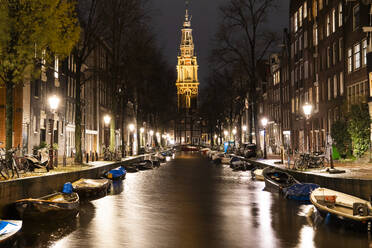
[213,0,278,144]
[73,0,106,163]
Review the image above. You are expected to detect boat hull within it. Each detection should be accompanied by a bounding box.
[72,179,110,201]
[263,168,299,193]
[0,220,22,244]
[15,193,79,220]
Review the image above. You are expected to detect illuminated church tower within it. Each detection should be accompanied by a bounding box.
[176,8,199,111]
[175,4,201,145]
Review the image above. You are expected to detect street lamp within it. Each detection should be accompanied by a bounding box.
[302,103,313,153]
[48,95,60,170]
[261,117,268,159]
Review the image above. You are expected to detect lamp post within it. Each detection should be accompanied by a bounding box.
[48,95,60,170]
[302,103,313,153]
[128,123,135,156]
[261,117,268,159]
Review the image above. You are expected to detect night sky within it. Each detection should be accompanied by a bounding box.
[150,0,289,84]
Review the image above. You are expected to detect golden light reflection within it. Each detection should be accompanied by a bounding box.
[298,226,315,248]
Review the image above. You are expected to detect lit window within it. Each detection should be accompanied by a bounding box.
[304,1,307,18]
[362,39,367,66]
[334,75,338,98]
[294,12,298,32]
[328,78,331,100]
[313,24,318,46]
[354,43,361,70]
[332,9,336,33]
[338,3,343,27]
[348,48,353,73]
[299,7,303,27]
[54,56,59,78]
[340,72,344,95]
[319,0,323,10]
[326,15,330,37]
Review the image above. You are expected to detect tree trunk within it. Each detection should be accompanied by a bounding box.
[5,81,14,152]
[75,68,82,163]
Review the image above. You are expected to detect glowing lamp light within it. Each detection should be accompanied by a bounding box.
[140,127,145,133]
[128,123,135,132]
[104,115,111,125]
[156,132,160,137]
[303,103,313,119]
[149,130,154,136]
[224,130,229,137]
[242,125,247,132]
[261,117,268,128]
[232,129,237,135]
[214,134,217,139]
[48,95,60,112]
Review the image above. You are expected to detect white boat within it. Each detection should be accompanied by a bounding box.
[310,188,372,224]
[0,220,22,243]
[221,155,231,164]
[253,169,264,181]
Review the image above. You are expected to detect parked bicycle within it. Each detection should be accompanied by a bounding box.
[294,151,329,171]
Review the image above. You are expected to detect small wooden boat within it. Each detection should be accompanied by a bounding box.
[15,192,79,220]
[262,167,299,193]
[310,188,372,225]
[252,169,264,181]
[151,160,161,167]
[283,183,319,202]
[136,161,153,170]
[104,167,126,180]
[123,164,139,173]
[72,178,110,200]
[0,220,22,243]
[154,153,165,162]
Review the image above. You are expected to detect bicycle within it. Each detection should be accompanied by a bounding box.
[294,151,328,171]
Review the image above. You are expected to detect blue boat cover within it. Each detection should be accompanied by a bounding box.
[106,167,126,179]
[0,221,16,235]
[283,183,319,201]
[62,182,73,194]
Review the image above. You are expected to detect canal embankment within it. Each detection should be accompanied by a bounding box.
[247,158,372,201]
[0,155,149,217]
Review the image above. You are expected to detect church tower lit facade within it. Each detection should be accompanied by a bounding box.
[175,6,201,145]
[176,9,199,110]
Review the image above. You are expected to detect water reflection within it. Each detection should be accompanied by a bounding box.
[9,153,372,248]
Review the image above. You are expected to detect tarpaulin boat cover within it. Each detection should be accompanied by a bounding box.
[62,182,73,194]
[230,157,241,163]
[283,183,319,201]
[107,167,126,179]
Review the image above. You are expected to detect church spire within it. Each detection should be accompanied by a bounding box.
[184,0,191,28]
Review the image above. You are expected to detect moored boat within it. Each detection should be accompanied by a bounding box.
[135,160,153,170]
[123,164,139,173]
[15,192,79,220]
[310,188,372,226]
[72,178,110,200]
[104,166,126,180]
[0,220,22,243]
[283,183,319,202]
[262,167,299,193]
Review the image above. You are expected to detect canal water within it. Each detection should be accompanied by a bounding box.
[9,153,372,247]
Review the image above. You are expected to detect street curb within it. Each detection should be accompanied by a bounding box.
[247,159,372,201]
[0,155,149,218]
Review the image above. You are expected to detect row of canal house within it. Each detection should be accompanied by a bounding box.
[0,39,138,158]
[258,0,372,155]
